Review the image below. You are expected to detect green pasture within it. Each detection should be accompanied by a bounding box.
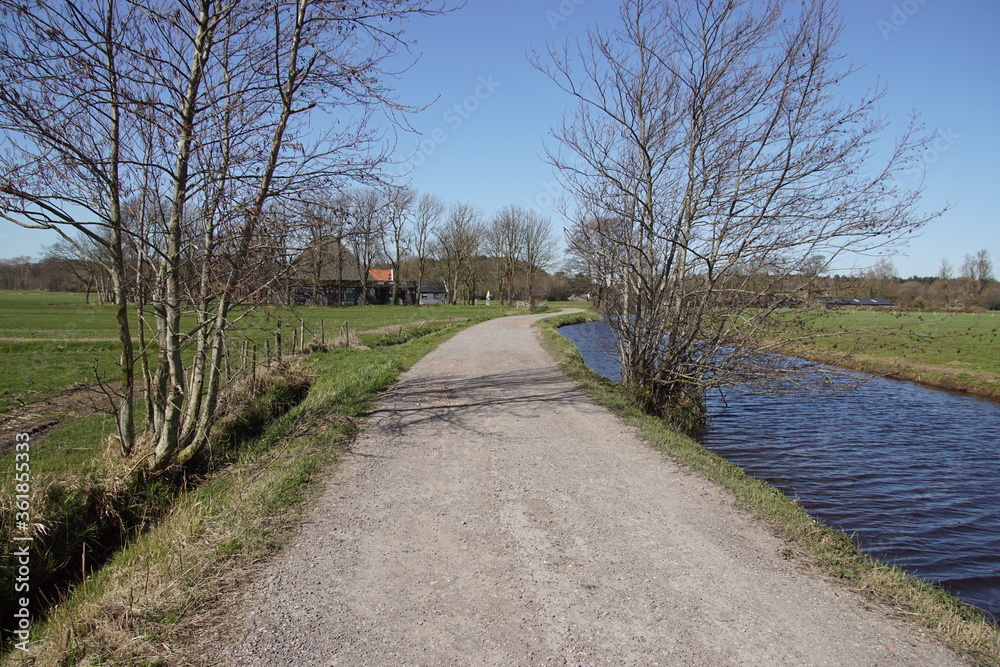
[791,310,1000,376]
[0,290,508,341]
[278,302,508,332]
[0,340,123,414]
[0,290,510,413]
[0,290,123,339]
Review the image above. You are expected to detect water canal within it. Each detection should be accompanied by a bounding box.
[559,319,1000,622]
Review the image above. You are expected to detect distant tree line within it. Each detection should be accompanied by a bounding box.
[0,256,94,294]
[273,187,562,307]
[842,250,998,310]
[1,187,577,307]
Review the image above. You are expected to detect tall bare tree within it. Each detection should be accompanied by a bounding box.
[382,186,416,303]
[0,0,151,450]
[436,203,485,304]
[938,258,955,308]
[292,194,352,304]
[486,205,527,306]
[520,208,558,305]
[348,188,389,306]
[961,249,994,308]
[46,237,114,305]
[863,258,899,301]
[533,0,940,426]
[486,205,558,305]
[413,193,445,302]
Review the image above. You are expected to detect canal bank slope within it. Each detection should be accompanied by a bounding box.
[218,311,963,665]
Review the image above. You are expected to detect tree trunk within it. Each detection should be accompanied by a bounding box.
[152,0,215,471]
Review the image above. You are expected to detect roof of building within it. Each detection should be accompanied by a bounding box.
[815,296,895,306]
[368,269,393,283]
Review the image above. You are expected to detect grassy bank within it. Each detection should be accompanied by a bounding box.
[536,311,1000,666]
[0,305,502,665]
[0,360,312,656]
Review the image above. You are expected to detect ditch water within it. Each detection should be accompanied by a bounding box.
[559,319,1000,623]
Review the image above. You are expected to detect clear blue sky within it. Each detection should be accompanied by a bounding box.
[2,0,997,278]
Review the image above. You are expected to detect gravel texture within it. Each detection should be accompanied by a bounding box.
[219,312,964,665]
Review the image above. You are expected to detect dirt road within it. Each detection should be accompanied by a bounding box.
[220,312,962,665]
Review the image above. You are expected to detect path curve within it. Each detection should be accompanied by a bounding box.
[221,312,962,666]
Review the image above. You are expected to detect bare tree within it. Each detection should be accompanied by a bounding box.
[348,188,389,306]
[436,203,485,304]
[0,0,151,450]
[521,209,558,305]
[382,186,416,304]
[863,258,899,301]
[413,193,445,302]
[45,237,114,305]
[937,257,954,308]
[961,249,994,308]
[486,205,527,305]
[487,205,558,305]
[533,0,940,427]
[292,194,352,304]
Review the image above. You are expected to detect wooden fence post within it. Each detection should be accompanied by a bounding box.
[251,344,258,383]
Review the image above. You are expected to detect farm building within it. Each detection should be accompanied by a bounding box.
[811,296,896,309]
[418,281,448,305]
[368,268,393,283]
[273,240,385,306]
[273,240,437,306]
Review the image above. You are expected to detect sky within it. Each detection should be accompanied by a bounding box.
[1,0,997,278]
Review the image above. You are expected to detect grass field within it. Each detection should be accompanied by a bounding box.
[0,292,121,412]
[0,290,511,414]
[0,291,123,339]
[782,310,1000,397]
[0,339,122,414]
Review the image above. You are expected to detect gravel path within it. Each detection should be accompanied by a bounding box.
[220,312,963,666]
